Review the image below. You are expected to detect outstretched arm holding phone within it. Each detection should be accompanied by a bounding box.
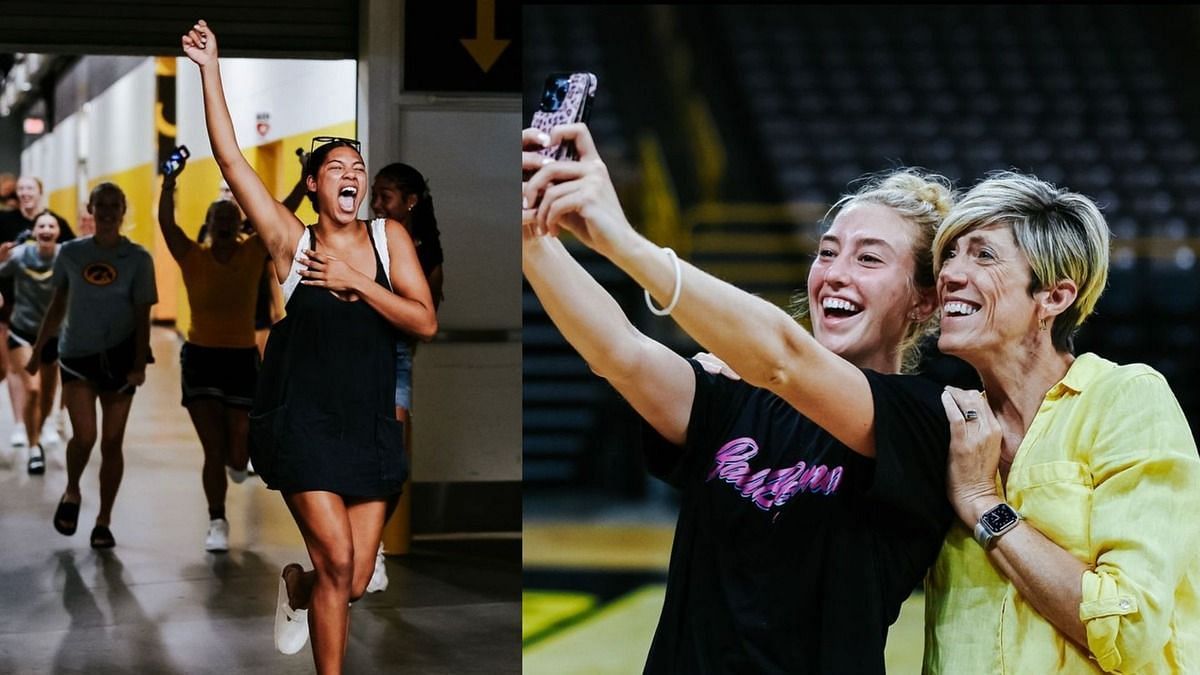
[523,129,694,445]
[523,123,880,457]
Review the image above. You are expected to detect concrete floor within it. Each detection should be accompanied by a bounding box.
[0,327,520,674]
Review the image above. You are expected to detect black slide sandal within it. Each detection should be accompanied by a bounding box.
[90,525,115,549]
[27,445,45,475]
[53,497,80,536]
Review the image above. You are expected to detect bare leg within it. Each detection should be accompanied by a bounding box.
[186,398,230,516]
[0,327,24,433]
[10,346,43,448]
[39,363,58,435]
[224,406,249,471]
[346,498,389,601]
[95,390,135,527]
[61,381,99,503]
[284,491,355,675]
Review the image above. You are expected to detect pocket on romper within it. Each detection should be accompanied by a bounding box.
[375,413,408,487]
[248,404,288,483]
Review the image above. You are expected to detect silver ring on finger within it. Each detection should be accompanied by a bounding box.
[964,409,979,421]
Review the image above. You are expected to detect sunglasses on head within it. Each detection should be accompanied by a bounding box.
[310,135,362,154]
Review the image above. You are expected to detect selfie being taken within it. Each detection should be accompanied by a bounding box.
[522,5,1200,673]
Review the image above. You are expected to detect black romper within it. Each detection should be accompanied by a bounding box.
[249,224,407,497]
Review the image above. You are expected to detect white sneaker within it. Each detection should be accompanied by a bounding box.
[204,518,230,552]
[366,544,389,593]
[40,424,61,450]
[275,567,309,655]
[226,466,248,484]
[9,424,27,449]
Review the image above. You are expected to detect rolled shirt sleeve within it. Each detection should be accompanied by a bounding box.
[1079,369,1200,672]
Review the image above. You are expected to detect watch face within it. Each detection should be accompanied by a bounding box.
[983,504,1019,531]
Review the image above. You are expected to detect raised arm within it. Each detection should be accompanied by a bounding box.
[523,124,877,456]
[182,20,302,280]
[158,173,195,262]
[522,129,694,443]
[280,170,308,214]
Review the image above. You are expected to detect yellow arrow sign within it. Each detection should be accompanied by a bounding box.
[460,0,510,73]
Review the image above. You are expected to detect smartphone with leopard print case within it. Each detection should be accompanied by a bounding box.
[530,72,597,161]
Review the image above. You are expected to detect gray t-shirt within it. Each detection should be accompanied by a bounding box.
[0,243,59,336]
[53,236,158,357]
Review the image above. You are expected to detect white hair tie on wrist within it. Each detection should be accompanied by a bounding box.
[645,246,682,316]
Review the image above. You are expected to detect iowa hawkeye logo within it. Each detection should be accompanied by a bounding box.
[82,262,118,286]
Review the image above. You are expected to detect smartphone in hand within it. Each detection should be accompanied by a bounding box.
[162,145,191,177]
[530,72,597,161]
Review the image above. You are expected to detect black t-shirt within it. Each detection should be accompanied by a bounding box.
[641,359,952,674]
[0,209,76,244]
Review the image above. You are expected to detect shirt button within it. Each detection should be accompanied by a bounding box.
[1119,599,1131,610]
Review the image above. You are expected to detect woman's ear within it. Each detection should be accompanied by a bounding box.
[911,287,938,323]
[306,175,318,193]
[1037,278,1079,321]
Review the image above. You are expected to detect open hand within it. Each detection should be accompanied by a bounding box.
[182,19,218,66]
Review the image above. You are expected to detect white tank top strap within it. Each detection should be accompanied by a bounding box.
[370,217,393,291]
[280,227,312,304]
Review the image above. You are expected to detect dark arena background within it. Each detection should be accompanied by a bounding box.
[521,5,1200,672]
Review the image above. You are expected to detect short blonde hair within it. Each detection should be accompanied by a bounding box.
[932,171,1110,353]
[793,168,956,372]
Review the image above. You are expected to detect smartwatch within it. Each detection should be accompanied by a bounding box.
[973,502,1022,550]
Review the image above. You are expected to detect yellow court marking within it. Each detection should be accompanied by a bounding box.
[523,585,666,675]
[522,590,597,642]
[523,523,674,571]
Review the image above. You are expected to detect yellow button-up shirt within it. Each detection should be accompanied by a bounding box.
[924,353,1200,674]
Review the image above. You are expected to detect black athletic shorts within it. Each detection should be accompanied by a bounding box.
[180,342,259,408]
[60,335,140,394]
[7,325,58,364]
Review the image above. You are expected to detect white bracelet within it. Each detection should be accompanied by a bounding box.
[644,246,682,316]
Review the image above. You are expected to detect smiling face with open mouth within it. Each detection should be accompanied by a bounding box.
[309,146,367,223]
[32,213,60,246]
[807,202,929,372]
[937,222,1039,363]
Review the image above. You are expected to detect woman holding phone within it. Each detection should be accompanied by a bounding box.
[183,20,436,673]
[524,122,956,673]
